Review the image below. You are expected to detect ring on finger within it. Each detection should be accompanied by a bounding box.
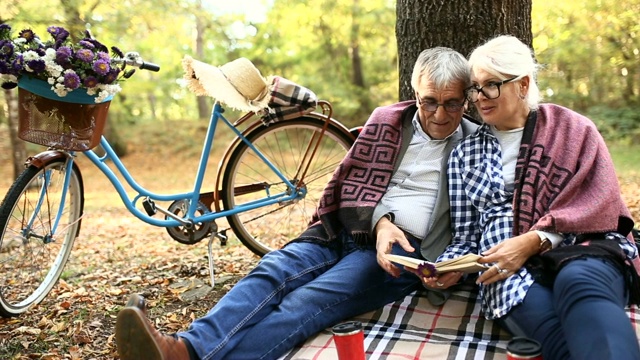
[436,281,444,287]
[493,264,502,273]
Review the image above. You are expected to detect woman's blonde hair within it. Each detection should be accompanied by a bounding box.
[468,35,541,109]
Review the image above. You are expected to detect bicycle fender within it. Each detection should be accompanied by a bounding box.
[25,150,71,169]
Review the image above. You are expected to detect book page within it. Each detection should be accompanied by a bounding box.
[384,253,488,274]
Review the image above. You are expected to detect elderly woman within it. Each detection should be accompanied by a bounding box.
[426,35,640,359]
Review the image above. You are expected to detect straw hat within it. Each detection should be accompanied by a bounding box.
[182,56,272,112]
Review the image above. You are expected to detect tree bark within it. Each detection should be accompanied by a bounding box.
[396,0,532,101]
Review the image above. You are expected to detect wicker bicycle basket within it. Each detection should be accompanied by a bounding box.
[17,78,112,151]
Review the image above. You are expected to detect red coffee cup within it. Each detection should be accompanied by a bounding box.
[332,321,365,360]
[507,337,543,360]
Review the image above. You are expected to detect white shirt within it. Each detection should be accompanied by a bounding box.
[375,114,458,239]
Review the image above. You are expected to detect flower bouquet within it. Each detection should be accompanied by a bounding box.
[0,24,133,150]
[0,24,131,103]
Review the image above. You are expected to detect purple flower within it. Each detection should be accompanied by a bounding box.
[103,68,120,84]
[11,55,23,71]
[416,262,438,278]
[55,46,72,63]
[0,24,11,32]
[75,48,94,62]
[18,29,36,43]
[96,51,109,62]
[47,26,69,42]
[79,40,95,49]
[63,71,81,89]
[92,59,110,75]
[83,75,98,88]
[0,40,14,58]
[0,60,9,73]
[26,59,45,73]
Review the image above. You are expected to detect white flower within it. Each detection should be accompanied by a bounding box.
[52,83,68,97]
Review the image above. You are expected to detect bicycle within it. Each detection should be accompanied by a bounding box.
[0,52,358,317]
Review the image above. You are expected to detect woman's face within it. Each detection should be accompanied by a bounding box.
[469,67,529,130]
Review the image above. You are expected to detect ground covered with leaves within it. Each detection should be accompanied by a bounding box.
[0,123,261,359]
[1,122,640,359]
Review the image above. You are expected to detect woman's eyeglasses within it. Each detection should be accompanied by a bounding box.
[466,77,520,103]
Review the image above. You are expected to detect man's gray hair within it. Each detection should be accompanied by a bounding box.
[410,47,471,92]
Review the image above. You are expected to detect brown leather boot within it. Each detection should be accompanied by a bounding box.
[116,294,190,360]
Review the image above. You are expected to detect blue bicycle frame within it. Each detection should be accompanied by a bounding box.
[58,102,304,230]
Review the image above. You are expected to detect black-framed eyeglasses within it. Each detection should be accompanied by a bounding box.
[416,93,466,113]
[466,76,520,103]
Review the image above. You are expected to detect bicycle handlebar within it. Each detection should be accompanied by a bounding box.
[112,52,160,72]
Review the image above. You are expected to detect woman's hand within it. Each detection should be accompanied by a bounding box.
[476,231,540,285]
[414,270,463,289]
[375,217,415,277]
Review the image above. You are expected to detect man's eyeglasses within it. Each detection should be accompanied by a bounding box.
[466,76,520,103]
[416,94,466,113]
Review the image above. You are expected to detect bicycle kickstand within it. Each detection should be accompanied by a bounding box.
[207,230,227,288]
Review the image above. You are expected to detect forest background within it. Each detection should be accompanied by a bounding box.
[2,1,640,358]
[2,0,640,146]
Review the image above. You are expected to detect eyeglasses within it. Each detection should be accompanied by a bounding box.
[416,93,466,113]
[466,77,520,103]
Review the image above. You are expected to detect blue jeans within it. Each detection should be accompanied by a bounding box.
[498,257,640,360]
[178,232,422,360]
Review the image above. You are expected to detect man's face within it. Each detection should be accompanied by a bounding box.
[414,79,466,139]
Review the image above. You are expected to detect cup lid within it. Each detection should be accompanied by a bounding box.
[332,321,362,334]
[507,337,542,355]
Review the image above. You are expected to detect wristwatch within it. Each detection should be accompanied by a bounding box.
[538,232,552,254]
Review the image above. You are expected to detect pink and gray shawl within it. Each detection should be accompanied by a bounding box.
[310,102,410,243]
[513,103,640,278]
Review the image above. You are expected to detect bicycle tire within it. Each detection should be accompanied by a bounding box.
[221,117,354,256]
[0,158,84,317]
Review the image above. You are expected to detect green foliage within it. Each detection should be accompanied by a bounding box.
[586,105,640,142]
[2,0,640,139]
[533,0,640,110]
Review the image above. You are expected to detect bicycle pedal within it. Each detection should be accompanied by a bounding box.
[217,230,228,246]
[142,198,157,216]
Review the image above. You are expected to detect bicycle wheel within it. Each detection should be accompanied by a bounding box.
[221,117,354,256]
[0,158,83,317]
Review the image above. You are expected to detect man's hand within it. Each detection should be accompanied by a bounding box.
[375,217,414,277]
[411,269,463,289]
[476,231,540,285]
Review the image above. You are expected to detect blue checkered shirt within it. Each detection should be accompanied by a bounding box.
[438,124,638,320]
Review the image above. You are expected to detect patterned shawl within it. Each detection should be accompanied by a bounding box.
[302,101,414,244]
[513,104,640,285]
[513,103,633,236]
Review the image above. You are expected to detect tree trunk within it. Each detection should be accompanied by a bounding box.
[396,0,532,101]
[6,89,26,179]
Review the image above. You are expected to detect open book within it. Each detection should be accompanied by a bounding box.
[384,253,489,274]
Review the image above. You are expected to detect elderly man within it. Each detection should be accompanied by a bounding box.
[115,47,478,360]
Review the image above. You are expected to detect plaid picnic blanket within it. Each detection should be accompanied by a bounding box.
[280,279,640,360]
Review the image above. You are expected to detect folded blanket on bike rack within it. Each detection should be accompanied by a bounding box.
[181,56,318,123]
[280,278,640,360]
[258,76,317,125]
